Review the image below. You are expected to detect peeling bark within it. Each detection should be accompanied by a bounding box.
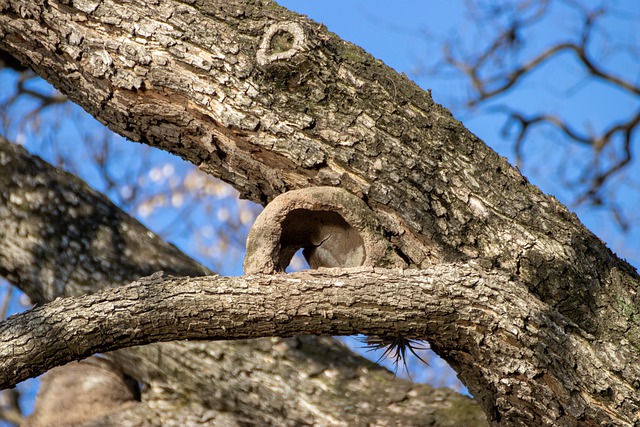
[1,0,640,425]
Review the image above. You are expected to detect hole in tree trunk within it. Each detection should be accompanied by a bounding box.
[285,248,310,273]
[278,209,366,271]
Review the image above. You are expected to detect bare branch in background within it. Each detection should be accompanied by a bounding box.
[500,107,638,218]
[427,0,640,229]
[0,71,67,123]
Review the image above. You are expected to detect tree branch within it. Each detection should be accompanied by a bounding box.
[2,0,640,424]
[0,137,210,303]
[1,266,638,424]
[0,267,466,390]
[499,106,639,216]
[439,1,640,219]
[2,0,635,337]
[0,137,486,425]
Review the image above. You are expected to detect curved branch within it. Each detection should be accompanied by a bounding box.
[0,137,485,425]
[469,43,575,104]
[0,267,637,426]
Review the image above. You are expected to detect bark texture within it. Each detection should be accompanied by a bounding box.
[0,138,209,303]
[2,263,630,427]
[0,137,485,425]
[0,266,511,389]
[244,186,405,273]
[1,0,640,425]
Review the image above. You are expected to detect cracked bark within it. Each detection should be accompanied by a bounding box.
[0,138,484,425]
[3,263,612,427]
[0,266,523,390]
[1,0,640,425]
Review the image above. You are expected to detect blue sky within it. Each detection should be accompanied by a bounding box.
[1,1,639,422]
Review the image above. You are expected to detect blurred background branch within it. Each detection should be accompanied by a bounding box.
[419,0,639,231]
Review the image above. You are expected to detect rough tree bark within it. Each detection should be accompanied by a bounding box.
[0,139,484,425]
[1,0,639,426]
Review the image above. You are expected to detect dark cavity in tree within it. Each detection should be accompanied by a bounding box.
[279,209,366,270]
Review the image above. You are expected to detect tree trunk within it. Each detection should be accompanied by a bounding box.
[1,0,639,425]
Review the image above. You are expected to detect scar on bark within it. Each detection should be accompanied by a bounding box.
[243,186,406,274]
[256,21,309,66]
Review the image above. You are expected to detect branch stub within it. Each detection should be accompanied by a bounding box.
[243,187,406,274]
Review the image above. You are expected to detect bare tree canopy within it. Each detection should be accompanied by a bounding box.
[425,0,640,231]
[1,0,639,425]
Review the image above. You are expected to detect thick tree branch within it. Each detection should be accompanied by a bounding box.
[1,267,637,425]
[0,0,587,277]
[2,0,640,424]
[2,0,635,341]
[0,0,623,340]
[4,268,444,389]
[0,137,485,425]
[0,137,209,303]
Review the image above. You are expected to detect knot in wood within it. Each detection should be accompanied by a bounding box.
[256,21,308,66]
[243,187,406,274]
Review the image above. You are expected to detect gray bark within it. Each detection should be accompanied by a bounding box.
[1,0,640,425]
[0,139,210,304]
[2,262,629,427]
[0,138,485,425]
[0,266,515,390]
